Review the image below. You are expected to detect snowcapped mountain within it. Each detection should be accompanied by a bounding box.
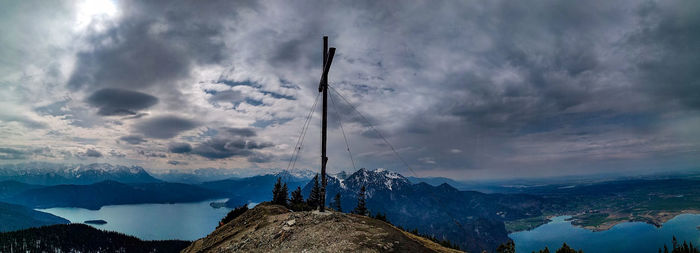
[300,168,548,252]
[0,163,160,185]
[302,168,412,202]
[269,169,317,181]
[344,168,410,193]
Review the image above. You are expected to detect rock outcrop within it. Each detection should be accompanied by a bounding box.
[182,203,462,253]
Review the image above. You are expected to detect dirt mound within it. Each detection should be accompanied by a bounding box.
[182,203,462,253]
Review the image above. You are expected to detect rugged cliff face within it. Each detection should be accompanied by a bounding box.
[182,204,462,253]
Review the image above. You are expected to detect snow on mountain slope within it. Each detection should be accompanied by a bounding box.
[0,163,160,185]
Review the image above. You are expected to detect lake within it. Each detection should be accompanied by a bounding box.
[510,214,700,253]
[38,199,234,241]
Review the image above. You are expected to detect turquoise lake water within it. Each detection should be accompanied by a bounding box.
[38,199,232,241]
[38,201,700,251]
[510,214,700,253]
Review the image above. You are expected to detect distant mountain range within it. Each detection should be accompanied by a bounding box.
[0,201,69,232]
[200,170,313,207]
[0,165,318,210]
[6,180,222,210]
[3,162,699,252]
[150,167,317,184]
[302,168,545,252]
[0,163,160,185]
[0,163,547,251]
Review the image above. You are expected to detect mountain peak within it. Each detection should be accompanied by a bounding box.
[272,169,316,181]
[0,163,159,185]
[345,168,410,192]
[182,203,461,253]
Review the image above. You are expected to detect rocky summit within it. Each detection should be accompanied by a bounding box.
[182,203,462,253]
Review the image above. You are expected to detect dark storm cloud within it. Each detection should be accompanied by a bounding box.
[34,99,70,116]
[192,138,272,159]
[9,0,699,177]
[110,150,126,158]
[0,147,56,160]
[247,152,273,163]
[133,116,199,139]
[168,142,192,153]
[86,89,158,116]
[221,127,257,137]
[138,150,167,158]
[207,90,244,103]
[0,148,27,160]
[84,149,102,158]
[628,1,700,110]
[168,160,187,165]
[66,0,259,114]
[119,135,147,145]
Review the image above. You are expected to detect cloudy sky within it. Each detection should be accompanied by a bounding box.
[1,0,699,180]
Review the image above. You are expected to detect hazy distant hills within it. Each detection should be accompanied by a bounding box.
[8,180,223,210]
[200,170,313,207]
[3,162,699,252]
[151,168,317,184]
[0,180,42,199]
[0,163,160,185]
[0,201,69,232]
[0,163,318,210]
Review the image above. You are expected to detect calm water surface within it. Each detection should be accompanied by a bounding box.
[38,199,232,241]
[510,214,700,253]
[39,202,700,250]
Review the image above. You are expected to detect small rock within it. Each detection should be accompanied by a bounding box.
[286,219,296,226]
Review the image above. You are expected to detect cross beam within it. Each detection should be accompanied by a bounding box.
[318,36,335,212]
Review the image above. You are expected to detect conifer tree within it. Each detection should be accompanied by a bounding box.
[307,174,321,209]
[280,182,288,206]
[332,193,342,212]
[290,186,304,205]
[272,177,283,205]
[555,243,580,253]
[353,185,368,216]
[496,241,515,253]
[373,212,388,222]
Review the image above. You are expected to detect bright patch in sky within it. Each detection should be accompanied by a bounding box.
[75,0,118,31]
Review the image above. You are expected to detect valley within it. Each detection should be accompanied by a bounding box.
[1,163,699,252]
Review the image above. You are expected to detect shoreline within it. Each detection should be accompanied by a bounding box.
[509,210,700,233]
[571,210,700,232]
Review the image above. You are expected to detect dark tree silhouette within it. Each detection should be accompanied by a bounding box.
[536,247,551,253]
[281,182,288,206]
[218,204,249,228]
[496,240,515,253]
[291,186,304,205]
[332,193,342,212]
[353,185,368,216]
[0,224,189,253]
[555,243,582,253]
[307,174,321,209]
[272,177,287,206]
[659,235,699,253]
[289,186,312,211]
[373,212,388,222]
[498,241,581,253]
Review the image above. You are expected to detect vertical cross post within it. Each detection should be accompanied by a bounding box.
[319,36,335,212]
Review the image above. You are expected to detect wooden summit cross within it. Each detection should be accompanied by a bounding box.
[318,36,336,212]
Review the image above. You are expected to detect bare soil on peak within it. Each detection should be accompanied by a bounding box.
[182,203,462,253]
